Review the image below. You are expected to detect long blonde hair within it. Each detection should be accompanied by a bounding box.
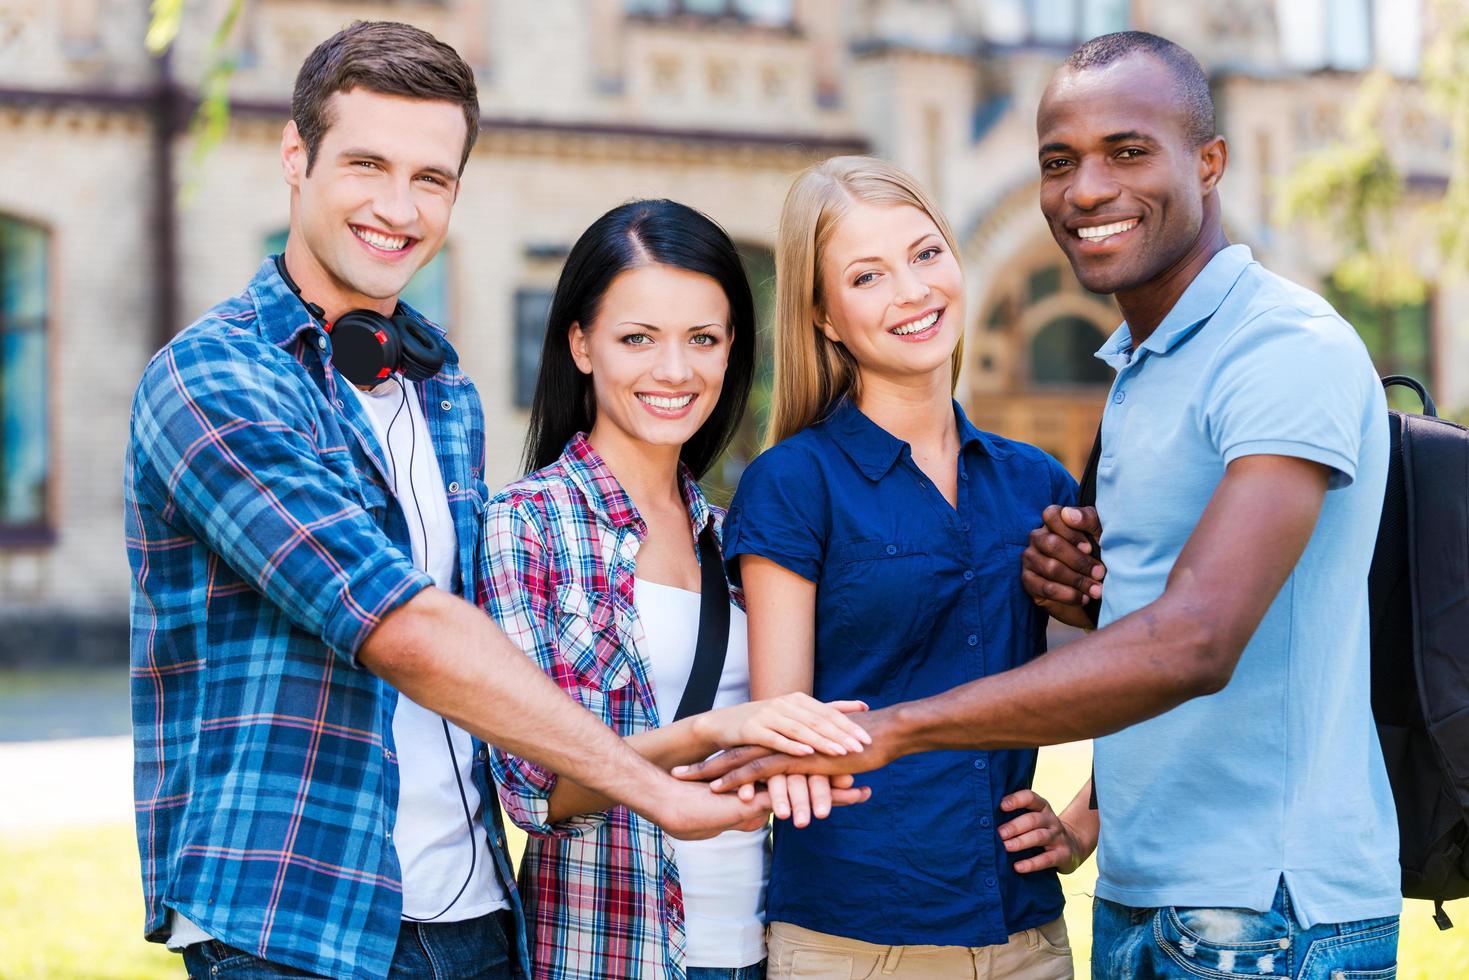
[766,156,964,448]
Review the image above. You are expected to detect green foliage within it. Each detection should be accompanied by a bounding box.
[147,0,245,201]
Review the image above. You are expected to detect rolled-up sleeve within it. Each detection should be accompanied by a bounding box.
[479,496,605,838]
[130,335,430,664]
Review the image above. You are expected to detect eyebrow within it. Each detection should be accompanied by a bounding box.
[338,148,458,183]
[843,233,940,273]
[615,321,726,331]
[1039,131,1162,158]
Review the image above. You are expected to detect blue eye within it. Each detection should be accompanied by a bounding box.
[916,247,941,262]
[691,333,718,347]
[623,333,652,346]
[854,271,877,287]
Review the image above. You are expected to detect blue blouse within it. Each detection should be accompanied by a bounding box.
[723,398,1076,947]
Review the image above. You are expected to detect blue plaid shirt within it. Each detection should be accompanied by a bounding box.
[125,258,528,979]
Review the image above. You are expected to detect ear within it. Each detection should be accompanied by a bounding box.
[815,310,842,346]
[1198,135,1227,195]
[282,120,306,188]
[569,322,593,375]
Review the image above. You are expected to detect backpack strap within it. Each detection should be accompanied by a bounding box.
[1383,374,1438,417]
[672,524,732,722]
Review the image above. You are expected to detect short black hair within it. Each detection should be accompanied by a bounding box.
[1065,31,1216,147]
[522,200,756,480]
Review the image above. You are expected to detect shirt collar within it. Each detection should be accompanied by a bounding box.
[1095,243,1255,369]
[826,397,1008,483]
[246,255,458,366]
[561,432,713,541]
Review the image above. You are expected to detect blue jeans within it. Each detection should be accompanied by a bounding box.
[687,963,766,980]
[181,910,517,979]
[1091,881,1398,979]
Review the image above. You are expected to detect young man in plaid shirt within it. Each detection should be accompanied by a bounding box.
[125,22,771,979]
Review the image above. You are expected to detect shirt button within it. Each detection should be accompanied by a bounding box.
[447,481,460,493]
[885,544,897,555]
[334,398,344,409]
[984,876,997,888]
[967,634,978,646]
[440,400,453,411]
[980,815,992,828]
[959,470,968,481]
[961,524,971,533]
[477,747,489,762]
[317,336,328,350]
[963,570,974,581]
[973,758,986,770]
[1113,389,1126,404]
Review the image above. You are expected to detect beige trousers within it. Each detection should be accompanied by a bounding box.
[766,918,1074,980]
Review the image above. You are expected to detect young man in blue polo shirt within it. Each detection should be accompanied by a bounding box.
[678,31,1400,978]
[126,21,772,979]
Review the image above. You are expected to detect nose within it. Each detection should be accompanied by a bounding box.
[371,175,417,229]
[651,338,694,386]
[892,263,931,307]
[1065,157,1120,212]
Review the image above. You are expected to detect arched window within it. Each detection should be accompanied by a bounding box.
[1,215,50,536]
[1029,315,1111,386]
[264,230,451,327]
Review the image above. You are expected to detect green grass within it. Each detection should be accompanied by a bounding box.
[3,745,1465,978]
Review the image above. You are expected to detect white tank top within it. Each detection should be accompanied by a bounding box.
[635,578,767,969]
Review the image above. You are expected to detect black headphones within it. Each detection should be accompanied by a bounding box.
[273,253,446,387]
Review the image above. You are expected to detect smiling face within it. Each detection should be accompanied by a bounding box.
[1036,53,1223,297]
[817,201,964,386]
[571,263,733,455]
[281,87,466,318]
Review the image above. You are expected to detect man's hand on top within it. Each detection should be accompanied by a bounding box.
[1022,505,1105,629]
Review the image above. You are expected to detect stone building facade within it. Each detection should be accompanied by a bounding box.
[0,0,1460,654]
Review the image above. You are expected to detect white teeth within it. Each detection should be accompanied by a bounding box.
[638,394,694,410]
[892,310,940,335]
[353,227,410,251]
[1076,219,1139,241]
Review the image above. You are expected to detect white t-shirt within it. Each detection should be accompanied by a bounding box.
[169,377,505,948]
[349,377,507,922]
[635,578,767,969]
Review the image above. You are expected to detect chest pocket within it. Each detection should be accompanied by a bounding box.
[824,540,940,653]
[554,582,633,692]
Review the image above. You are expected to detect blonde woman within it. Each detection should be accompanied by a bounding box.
[720,158,1085,978]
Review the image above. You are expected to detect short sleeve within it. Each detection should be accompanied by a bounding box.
[723,443,829,587]
[129,334,430,665]
[1202,311,1376,490]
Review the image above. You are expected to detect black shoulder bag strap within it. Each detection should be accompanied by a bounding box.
[673,524,732,722]
[1080,422,1103,810]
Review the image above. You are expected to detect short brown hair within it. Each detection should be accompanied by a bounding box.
[292,21,480,175]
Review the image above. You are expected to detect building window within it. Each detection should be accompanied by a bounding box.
[513,289,554,410]
[1280,0,1421,74]
[1030,315,1111,386]
[1027,0,1128,45]
[1327,277,1432,404]
[0,215,50,536]
[626,0,794,26]
[264,230,452,327]
[1027,265,1062,304]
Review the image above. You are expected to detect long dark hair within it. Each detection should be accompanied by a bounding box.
[523,199,756,479]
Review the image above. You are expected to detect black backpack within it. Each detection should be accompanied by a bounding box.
[1078,375,1469,927]
[1367,375,1469,930]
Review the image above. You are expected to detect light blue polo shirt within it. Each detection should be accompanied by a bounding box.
[1091,244,1400,927]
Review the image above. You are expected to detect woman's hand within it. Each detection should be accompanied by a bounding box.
[691,693,870,758]
[998,789,1092,874]
[764,773,872,828]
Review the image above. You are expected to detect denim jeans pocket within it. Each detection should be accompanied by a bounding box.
[183,939,324,978]
[1156,906,1293,978]
[1296,917,1398,980]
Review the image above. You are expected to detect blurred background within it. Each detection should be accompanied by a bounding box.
[2,0,1467,976]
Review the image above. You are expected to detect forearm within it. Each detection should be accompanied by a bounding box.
[545,718,717,822]
[1060,777,1100,857]
[361,587,675,818]
[890,588,1220,755]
